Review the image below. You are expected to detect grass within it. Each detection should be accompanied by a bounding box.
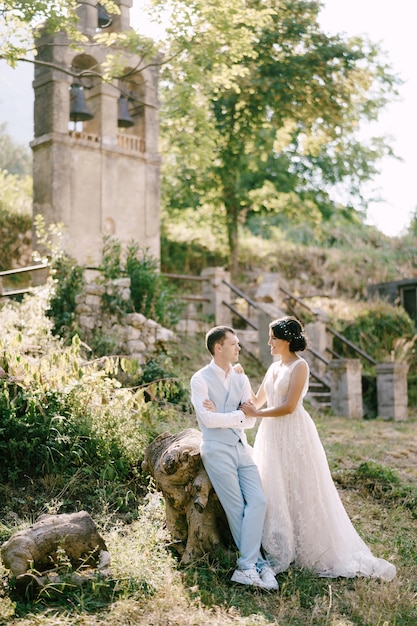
[1,414,417,622]
[1,335,417,625]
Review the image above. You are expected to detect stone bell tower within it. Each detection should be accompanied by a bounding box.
[31,0,161,265]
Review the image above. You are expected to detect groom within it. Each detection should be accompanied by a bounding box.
[190,325,278,590]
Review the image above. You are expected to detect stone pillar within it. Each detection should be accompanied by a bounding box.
[328,359,363,419]
[376,362,409,421]
[87,82,118,142]
[201,267,232,326]
[254,273,282,307]
[76,1,98,35]
[257,309,273,367]
[107,0,133,33]
[304,320,328,376]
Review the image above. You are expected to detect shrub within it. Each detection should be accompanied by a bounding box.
[99,237,183,328]
[46,236,183,346]
[0,207,32,271]
[0,383,102,482]
[46,256,85,340]
[332,301,415,365]
[0,289,190,485]
[0,340,160,484]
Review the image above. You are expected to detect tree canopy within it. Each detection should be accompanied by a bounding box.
[1,1,87,64]
[151,0,400,273]
[0,123,32,177]
[0,1,157,82]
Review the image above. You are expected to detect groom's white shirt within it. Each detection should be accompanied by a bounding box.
[191,360,255,430]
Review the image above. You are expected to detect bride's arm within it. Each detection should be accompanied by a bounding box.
[252,378,266,408]
[233,363,266,408]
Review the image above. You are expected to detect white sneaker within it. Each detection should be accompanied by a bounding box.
[230,567,267,588]
[259,566,279,591]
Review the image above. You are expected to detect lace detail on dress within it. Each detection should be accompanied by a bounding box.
[254,357,396,581]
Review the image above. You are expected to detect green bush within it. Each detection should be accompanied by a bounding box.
[136,356,189,405]
[46,237,183,345]
[46,256,85,340]
[0,384,102,482]
[0,356,162,484]
[99,237,183,328]
[160,233,227,276]
[0,291,190,485]
[332,301,415,365]
[0,208,32,271]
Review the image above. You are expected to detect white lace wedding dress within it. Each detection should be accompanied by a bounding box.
[253,357,396,580]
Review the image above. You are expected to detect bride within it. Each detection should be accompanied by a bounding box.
[239,316,396,580]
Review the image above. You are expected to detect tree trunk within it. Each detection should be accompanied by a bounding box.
[225,197,239,278]
[228,213,239,278]
[142,428,234,565]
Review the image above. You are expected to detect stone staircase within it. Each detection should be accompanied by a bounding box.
[237,328,332,410]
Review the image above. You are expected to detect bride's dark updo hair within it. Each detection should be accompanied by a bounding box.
[270,317,307,353]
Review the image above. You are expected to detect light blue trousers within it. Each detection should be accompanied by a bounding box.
[201,439,268,571]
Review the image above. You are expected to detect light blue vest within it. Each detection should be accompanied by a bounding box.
[198,365,246,445]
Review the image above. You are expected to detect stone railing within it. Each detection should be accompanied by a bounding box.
[167,267,411,422]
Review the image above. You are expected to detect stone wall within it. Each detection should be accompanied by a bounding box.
[74,277,175,363]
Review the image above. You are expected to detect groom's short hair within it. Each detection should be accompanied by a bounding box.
[206,326,236,355]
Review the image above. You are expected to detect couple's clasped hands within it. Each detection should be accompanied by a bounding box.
[203,398,258,417]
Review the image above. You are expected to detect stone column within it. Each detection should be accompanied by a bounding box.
[376,362,409,421]
[107,0,133,33]
[257,309,273,367]
[201,267,232,326]
[328,359,363,419]
[304,320,328,376]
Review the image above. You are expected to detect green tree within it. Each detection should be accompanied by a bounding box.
[0,123,32,176]
[0,1,158,84]
[151,0,399,274]
[0,127,32,268]
[1,0,88,64]
[0,169,32,215]
[0,162,32,267]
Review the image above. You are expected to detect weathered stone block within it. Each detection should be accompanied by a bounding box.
[156,327,175,342]
[78,315,96,330]
[126,339,147,353]
[85,284,106,296]
[85,294,101,308]
[125,326,142,341]
[125,312,147,327]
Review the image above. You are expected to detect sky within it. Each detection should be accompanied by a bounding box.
[0,0,415,237]
[317,0,417,236]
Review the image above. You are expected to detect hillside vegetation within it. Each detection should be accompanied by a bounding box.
[162,208,417,298]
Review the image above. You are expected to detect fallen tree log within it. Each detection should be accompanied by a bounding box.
[142,428,234,565]
[1,511,110,597]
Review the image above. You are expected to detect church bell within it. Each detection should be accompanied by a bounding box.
[97,4,112,29]
[69,84,94,122]
[117,95,135,128]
